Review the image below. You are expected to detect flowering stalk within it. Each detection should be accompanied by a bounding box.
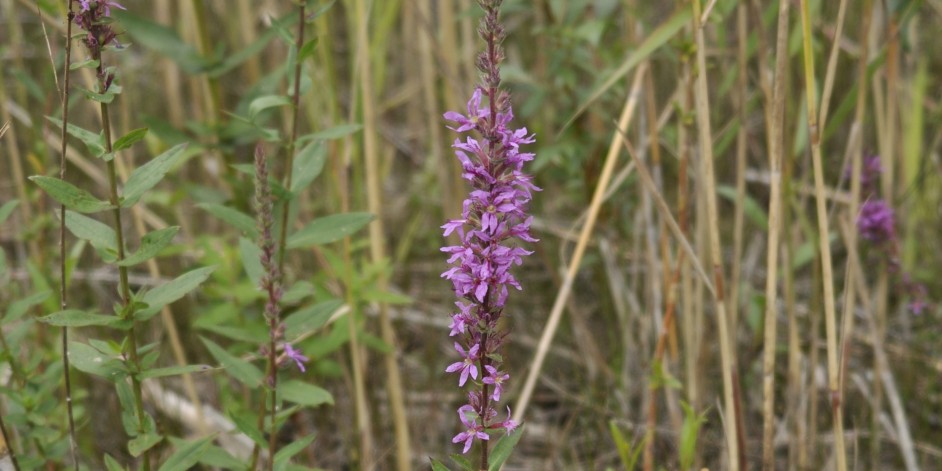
[441,0,534,465]
[73,3,151,470]
[250,145,308,471]
[854,156,929,314]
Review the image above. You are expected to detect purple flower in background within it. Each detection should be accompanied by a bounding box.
[858,199,895,243]
[74,0,125,50]
[284,343,308,372]
[441,0,534,456]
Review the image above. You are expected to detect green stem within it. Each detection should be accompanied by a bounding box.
[277,2,306,272]
[97,60,151,471]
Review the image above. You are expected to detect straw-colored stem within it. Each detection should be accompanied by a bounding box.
[0,411,22,471]
[761,0,789,468]
[797,1,846,469]
[690,1,740,468]
[515,65,647,420]
[729,4,747,335]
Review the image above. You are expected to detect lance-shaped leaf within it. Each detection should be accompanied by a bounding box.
[112,127,149,152]
[118,226,179,267]
[488,425,525,471]
[156,435,215,471]
[128,434,163,458]
[111,9,208,74]
[238,237,263,288]
[273,433,317,467]
[279,380,334,408]
[138,364,212,380]
[283,299,343,338]
[290,140,327,194]
[248,94,292,120]
[38,309,122,328]
[200,337,263,387]
[63,211,118,261]
[286,212,374,248]
[30,176,112,213]
[297,123,362,143]
[136,266,216,321]
[47,116,106,156]
[122,143,189,207]
[0,200,20,225]
[197,203,258,237]
[68,341,128,379]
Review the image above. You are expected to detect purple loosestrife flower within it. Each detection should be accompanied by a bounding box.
[441,0,535,457]
[284,344,308,372]
[452,405,489,454]
[858,199,896,243]
[445,343,480,387]
[74,0,125,51]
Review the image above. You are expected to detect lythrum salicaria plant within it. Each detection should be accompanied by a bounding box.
[436,0,535,468]
[854,155,930,314]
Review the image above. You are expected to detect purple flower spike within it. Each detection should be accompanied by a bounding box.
[445,343,479,386]
[442,0,533,455]
[284,343,308,373]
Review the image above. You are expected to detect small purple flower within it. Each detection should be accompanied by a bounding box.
[495,407,518,433]
[482,365,509,401]
[445,343,479,386]
[284,343,308,373]
[444,89,487,133]
[858,199,895,243]
[452,405,489,454]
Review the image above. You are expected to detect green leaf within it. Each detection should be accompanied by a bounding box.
[230,411,266,447]
[113,127,149,152]
[286,213,374,248]
[157,435,215,471]
[249,95,292,120]
[137,266,216,321]
[138,364,212,379]
[197,203,258,237]
[67,341,128,379]
[0,199,19,225]
[196,323,266,344]
[717,185,769,230]
[279,380,334,408]
[273,433,316,468]
[167,438,243,469]
[3,291,51,324]
[430,458,452,471]
[563,7,692,131]
[298,37,319,62]
[283,300,343,338]
[111,10,208,74]
[38,309,121,327]
[679,402,708,470]
[70,58,100,70]
[239,237,264,288]
[203,12,298,78]
[201,337,263,387]
[305,0,336,23]
[30,176,112,213]
[290,141,327,194]
[46,116,106,156]
[122,143,189,207]
[103,454,126,471]
[449,454,474,471]
[78,84,122,104]
[487,425,524,471]
[118,226,179,266]
[128,434,163,457]
[297,124,362,142]
[63,211,118,260]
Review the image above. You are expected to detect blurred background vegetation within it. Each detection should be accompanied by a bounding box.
[1,0,941,469]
